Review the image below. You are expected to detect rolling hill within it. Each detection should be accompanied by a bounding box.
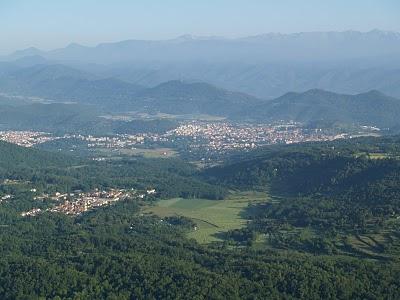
[107,63,400,100]
[2,63,400,128]
[133,80,263,115]
[0,101,181,135]
[0,103,114,134]
[0,64,263,114]
[0,140,76,170]
[0,64,144,108]
[3,30,400,100]
[233,89,400,128]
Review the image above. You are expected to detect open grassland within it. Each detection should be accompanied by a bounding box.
[97,147,177,158]
[344,231,400,260]
[114,111,226,121]
[354,152,400,160]
[144,191,268,243]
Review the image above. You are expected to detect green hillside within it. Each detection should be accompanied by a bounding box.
[0,102,115,134]
[0,137,399,298]
[0,140,75,170]
[234,89,400,128]
[0,64,143,109]
[135,80,263,115]
[203,136,400,257]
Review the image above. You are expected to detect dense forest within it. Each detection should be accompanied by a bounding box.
[0,194,399,299]
[205,136,400,259]
[1,137,400,298]
[0,141,226,200]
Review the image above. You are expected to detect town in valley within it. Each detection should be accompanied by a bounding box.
[0,121,380,159]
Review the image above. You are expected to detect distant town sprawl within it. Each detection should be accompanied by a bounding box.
[0,121,380,159]
[0,131,57,147]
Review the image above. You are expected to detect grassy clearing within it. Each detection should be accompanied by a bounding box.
[354,152,400,160]
[368,153,391,159]
[97,147,177,158]
[116,111,226,121]
[143,191,268,244]
[344,233,393,259]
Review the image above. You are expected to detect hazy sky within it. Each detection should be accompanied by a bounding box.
[0,0,399,54]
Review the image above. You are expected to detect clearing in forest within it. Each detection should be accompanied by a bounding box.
[144,191,268,243]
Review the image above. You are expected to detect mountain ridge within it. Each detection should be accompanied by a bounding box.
[233,89,400,128]
[3,30,400,64]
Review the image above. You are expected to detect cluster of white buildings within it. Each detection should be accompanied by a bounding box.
[22,188,156,217]
[73,134,145,148]
[167,121,342,153]
[0,131,58,147]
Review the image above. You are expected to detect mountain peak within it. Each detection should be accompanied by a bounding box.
[176,34,195,41]
[13,55,48,67]
[303,88,336,95]
[357,89,389,98]
[174,34,224,42]
[12,47,43,57]
[366,89,384,95]
[65,42,86,49]
[367,29,400,36]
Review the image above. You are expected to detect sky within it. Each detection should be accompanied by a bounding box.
[0,0,399,54]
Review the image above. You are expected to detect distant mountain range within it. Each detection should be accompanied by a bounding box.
[101,63,400,99]
[1,64,400,131]
[0,64,263,114]
[1,30,400,99]
[4,30,400,64]
[1,36,400,131]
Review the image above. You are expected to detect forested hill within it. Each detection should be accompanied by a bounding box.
[0,137,399,298]
[233,89,400,128]
[0,141,226,200]
[203,136,400,232]
[0,102,115,134]
[0,64,144,108]
[134,80,263,115]
[203,135,400,189]
[0,140,76,170]
[0,102,180,135]
[0,64,263,114]
[3,63,400,128]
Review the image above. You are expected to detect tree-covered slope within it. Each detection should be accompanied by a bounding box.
[134,80,263,115]
[0,199,398,299]
[0,139,399,298]
[0,141,76,170]
[234,89,400,128]
[0,103,115,134]
[203,136,400,229]
[0,141,226,199]
[0,64,144,109]
[0,64,262,114]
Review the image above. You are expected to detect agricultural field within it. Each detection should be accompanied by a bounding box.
[143,191,268,243]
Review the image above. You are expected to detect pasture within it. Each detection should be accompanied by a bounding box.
[96,147,177,158]
[144,191,268,243]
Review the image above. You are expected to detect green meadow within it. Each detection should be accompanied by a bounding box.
[144,191,268,243]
